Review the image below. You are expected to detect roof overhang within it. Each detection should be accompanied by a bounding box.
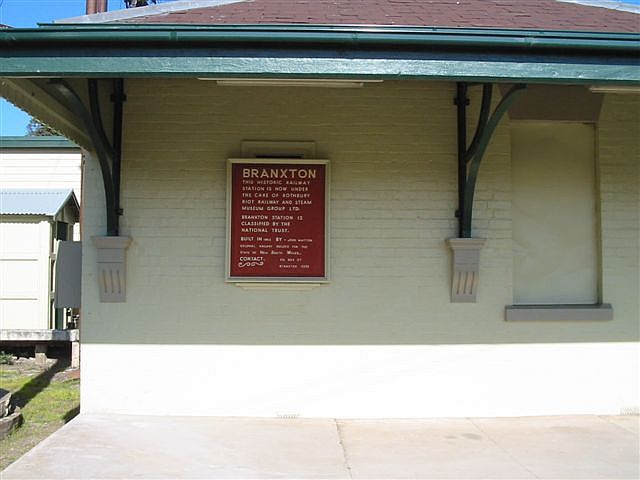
[1,24,639,84]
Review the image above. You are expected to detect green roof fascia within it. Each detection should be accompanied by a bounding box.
[0,136,78,149]
[3,55,638,85]
[1,24,639,83]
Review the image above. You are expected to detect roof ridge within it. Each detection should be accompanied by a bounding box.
[44,0,640,33]
[55,0,248,24]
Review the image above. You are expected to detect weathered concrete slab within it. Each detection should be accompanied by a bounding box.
[472,415,640,479]
[2,414,638,479]
[338,418,535,479]
[1,415,348,479]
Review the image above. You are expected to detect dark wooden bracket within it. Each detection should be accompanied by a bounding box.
[455,82,526,238]
[48,78,126,236]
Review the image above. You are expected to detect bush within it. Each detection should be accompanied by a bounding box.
[0,351,14,365]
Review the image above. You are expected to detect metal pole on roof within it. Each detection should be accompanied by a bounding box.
[86,0,107,15]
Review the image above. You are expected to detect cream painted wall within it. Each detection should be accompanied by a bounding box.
[598,94,640,337]
[80,81,639,417]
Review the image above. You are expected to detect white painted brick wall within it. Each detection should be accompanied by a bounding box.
[80,81,639,417]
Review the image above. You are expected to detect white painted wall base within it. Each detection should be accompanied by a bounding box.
[81,342,639,418]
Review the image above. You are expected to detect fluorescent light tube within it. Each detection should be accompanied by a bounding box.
[198,78,383,88]
[589,85,640,94]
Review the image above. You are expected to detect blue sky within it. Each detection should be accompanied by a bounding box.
[0,0,171,135]
[0,0,133,136]
[1,0,639,136]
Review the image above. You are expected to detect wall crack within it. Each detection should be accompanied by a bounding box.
[335,419,353,479]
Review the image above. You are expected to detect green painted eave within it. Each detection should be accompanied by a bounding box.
[1,24,639,83]
[0,136,78,149]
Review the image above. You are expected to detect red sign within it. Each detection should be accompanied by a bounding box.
[228,160,327,279]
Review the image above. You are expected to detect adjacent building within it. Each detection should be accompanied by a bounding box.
[0,137,81,363]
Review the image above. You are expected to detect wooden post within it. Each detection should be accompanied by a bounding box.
[34,344,48,367]
[71,341,80,369]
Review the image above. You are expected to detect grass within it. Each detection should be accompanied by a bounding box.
[0,361,80,471]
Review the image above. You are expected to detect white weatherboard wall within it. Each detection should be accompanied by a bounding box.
[0,145,82,330]
[0,150,82,198]
[0,220,51,329]
[80,81,639,418]
[0,147,82,241]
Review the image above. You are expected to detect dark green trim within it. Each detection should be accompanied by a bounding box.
[35,24,639,36]
[1,25,638,83]
[2,55,638,83]
[48,79,119,235]
[13,24,640,51]
[464,84,493,164]
[0,136,78,149]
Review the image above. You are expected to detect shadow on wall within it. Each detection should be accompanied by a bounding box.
[81,278,638,346]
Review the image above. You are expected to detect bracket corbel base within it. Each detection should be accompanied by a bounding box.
[446,238,486,303]
[92,236,132,303]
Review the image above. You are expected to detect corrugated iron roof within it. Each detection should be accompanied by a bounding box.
[80,0,640,33]
[0,136,78,149]
[0,189,78,216]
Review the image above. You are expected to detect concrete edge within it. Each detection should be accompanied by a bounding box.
[0,413,82,475]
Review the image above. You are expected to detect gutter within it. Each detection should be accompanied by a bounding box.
[1,24,639,53]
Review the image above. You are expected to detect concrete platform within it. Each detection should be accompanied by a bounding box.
[2,414,638,479]
[0,328,79,342]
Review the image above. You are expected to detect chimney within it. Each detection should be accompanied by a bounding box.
[86,0,108,14]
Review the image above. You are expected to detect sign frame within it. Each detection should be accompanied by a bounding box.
[226,158,330,283]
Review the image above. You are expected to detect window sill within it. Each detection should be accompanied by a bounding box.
[231,282,325,291]
[505,304,613,321]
